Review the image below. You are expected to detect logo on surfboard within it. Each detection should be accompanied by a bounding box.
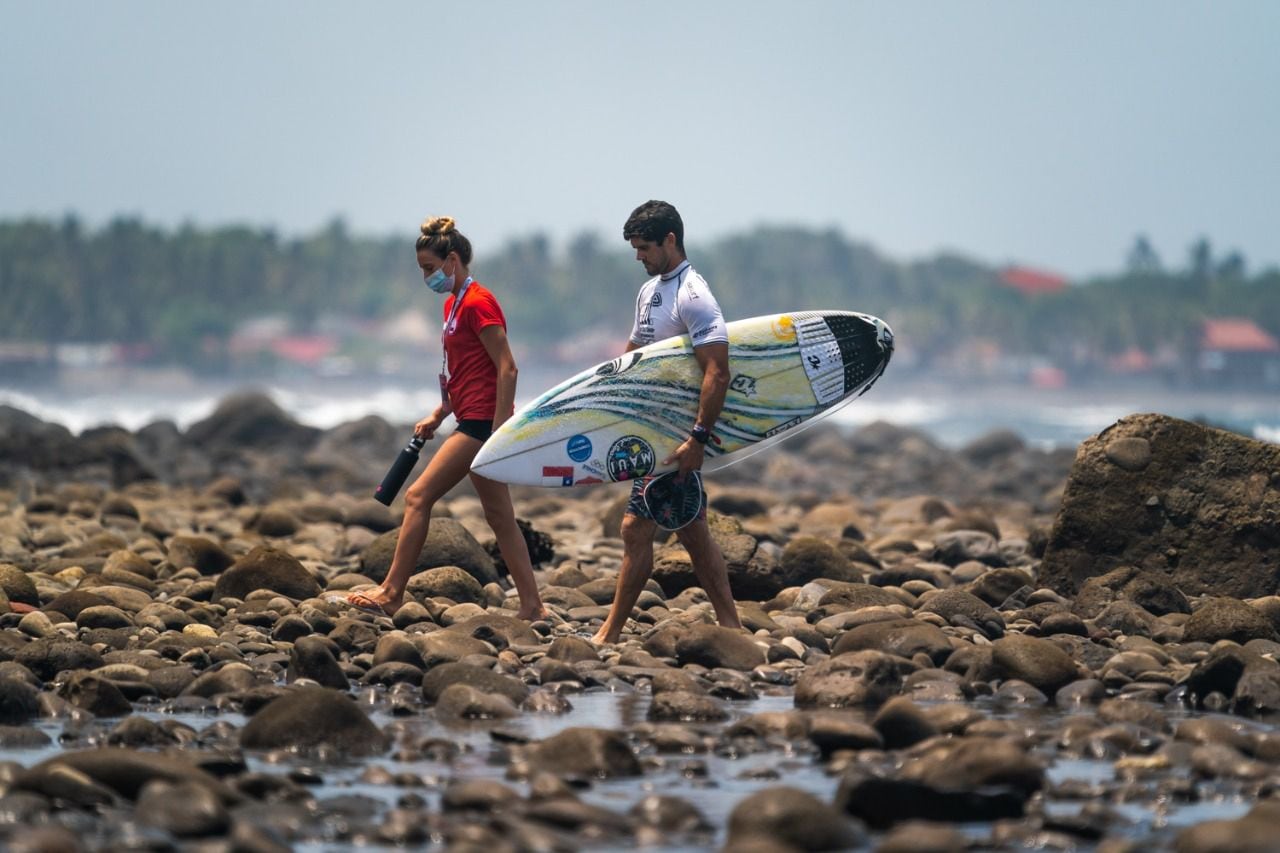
[772,315,796,341]
[596,352,643,377]
[566,434,592,462]
[730,374,758,396]
[606,435,655,482]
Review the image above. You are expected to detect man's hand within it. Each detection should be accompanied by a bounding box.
[663,437,706,480]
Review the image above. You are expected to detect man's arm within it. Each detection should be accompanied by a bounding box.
[665,341,730,476]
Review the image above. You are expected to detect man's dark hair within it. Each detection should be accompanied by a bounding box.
[623,200,684,252]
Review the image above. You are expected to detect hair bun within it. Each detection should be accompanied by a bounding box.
[420,216,456,236]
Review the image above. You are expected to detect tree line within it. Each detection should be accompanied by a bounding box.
[0,216,1275,371]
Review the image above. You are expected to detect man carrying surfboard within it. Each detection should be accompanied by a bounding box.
[591,200,744,645]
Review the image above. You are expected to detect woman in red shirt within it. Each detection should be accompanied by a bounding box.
[346,217,548,620]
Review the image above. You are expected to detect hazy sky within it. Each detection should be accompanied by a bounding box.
[2,1,1276,278]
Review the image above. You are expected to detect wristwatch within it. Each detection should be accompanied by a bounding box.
[690,424,711,445]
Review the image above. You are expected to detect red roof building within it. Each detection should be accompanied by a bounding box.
[1201,318,1280,353]
[999,266,1068,295]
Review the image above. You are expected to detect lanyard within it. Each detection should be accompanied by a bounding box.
[440,276,474,382]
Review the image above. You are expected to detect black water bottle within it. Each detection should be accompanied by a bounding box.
[374,436,425,505]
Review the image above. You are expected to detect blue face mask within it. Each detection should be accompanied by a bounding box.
[425,265,455,294]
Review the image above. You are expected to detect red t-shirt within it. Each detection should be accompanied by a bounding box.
[442,281,507,420]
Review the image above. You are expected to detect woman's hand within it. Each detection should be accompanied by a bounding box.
[415,414,443,440]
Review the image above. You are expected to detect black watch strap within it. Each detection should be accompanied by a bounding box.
[690,424,711,444]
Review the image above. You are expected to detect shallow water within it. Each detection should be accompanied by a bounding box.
[1,686,1260,851]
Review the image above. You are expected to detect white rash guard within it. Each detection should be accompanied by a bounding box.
[628,260,729,348]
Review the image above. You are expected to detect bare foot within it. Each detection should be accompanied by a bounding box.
[516,605,552,622]
[589,629,617,646]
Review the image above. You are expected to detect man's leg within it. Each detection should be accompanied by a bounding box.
[591,511,658,644]
[675,517,743,630]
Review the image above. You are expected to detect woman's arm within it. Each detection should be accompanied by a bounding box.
[478,324,518,431]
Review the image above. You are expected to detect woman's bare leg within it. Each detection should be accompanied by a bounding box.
[348,432,477,614]
[470,471,548,621]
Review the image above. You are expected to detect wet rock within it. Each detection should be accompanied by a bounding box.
[795,650,915,708]
[831,619,952,665]
[415,632,494,668]
[648,690,728,722]
[901,736,1044,796]
[524,727,641,778]
[836,771,1025,829]
[990,634,1081,695]
[106,716,181,747]
[872,697,939,749]
[726,786,865,851]
[1097,697,1171,733]
[807,713,884,757]
[0,725,52,748]
[674,624,765,671]
[14,639,105,681]
[287,636,349,689]
[213,545,322,602]
[435,684,519,719]
[1175,799,1280,852]
[240,686,389,755]
[1040,415,1280,600]
[1232,665,1280,717]
[421,662,529,705]
[182,663,263,698]
[57,672,132,717]
[14,747,240,804]
[876,822,968,853]
[0,677,40,724]
[630,794,712,834]
[1183,597,1278,645]
[136,779,231,837]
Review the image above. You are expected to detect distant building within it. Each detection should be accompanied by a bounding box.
[999,266,1069,295]
[1197,317,1280,387]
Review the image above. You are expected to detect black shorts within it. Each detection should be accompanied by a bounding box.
[455,419,494,442]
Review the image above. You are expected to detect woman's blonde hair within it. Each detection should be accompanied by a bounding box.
[416,216,473,265]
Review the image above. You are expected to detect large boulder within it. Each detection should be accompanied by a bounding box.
[184,391,320,451]
[1040,414,1280,599]
[239,686,388,755]
[359,520,499,586]
[212,546,321,602]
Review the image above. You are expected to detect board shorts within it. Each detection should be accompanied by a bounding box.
[455,419,494,443]
[625,474,708,524]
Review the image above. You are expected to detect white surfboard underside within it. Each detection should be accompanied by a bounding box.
[471,310,893,487]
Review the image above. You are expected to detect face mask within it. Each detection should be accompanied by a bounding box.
[425,263,455,294]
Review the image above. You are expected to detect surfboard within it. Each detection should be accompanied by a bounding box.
[470,310,894,487]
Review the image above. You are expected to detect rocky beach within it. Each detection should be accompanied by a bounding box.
[0,391,1278,852]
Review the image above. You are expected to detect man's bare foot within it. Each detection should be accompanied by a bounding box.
[344,587,401,617]
[589,629,617,646]
[516,606,552,622]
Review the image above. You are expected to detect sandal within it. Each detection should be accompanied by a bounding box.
[335,590,397,618]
